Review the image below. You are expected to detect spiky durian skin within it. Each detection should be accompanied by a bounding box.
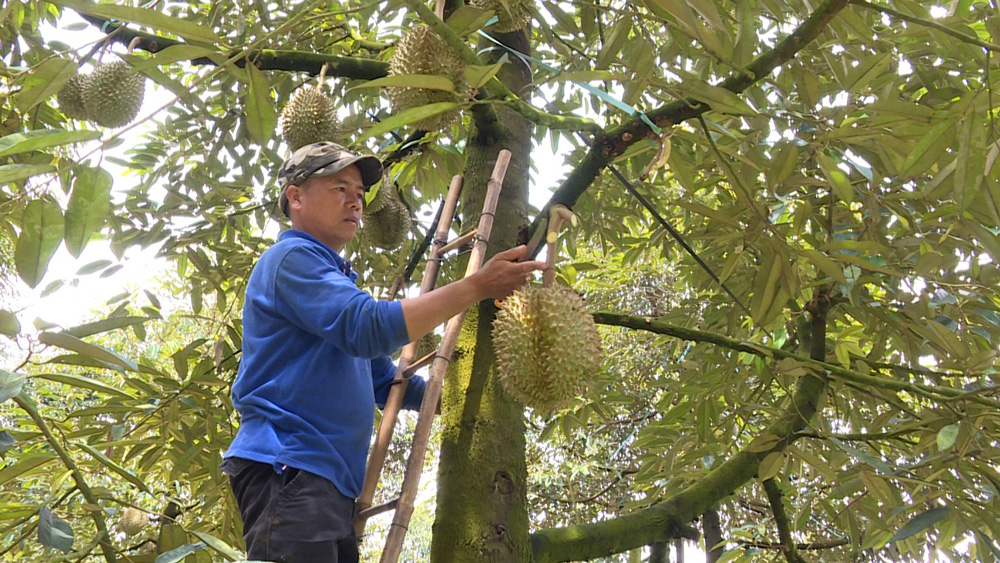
[83,61,145,127]
[280,86,340,151]
[470,0,533,32]
[119,507,148,537]
[57,73,89,120]
[387,25,465,130]
[492,285,602,413]
[365,197,410,249]
[365,183,393,215]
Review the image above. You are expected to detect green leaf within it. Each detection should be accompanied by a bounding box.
[936,424,959,451]
[76,442,152,493]
[0,129,101,157]
[129,44,221,71]
[0,164,57,185]
[0,310,19,337]
[37,506,73,553]
[843,52,891,92]
[899,119,954,178]
[155,542,207,563]
[464,57,507,90]
[15,199,64,289]
[0,369,25,404]
[818,153,853,203]
[355,102,458,144]
[51,0,222,44]
[675,81,756,115]
[37,332,138,371]
[245,64,277,145]
[888,506,952,543]
[14,57,76,111]
[801,249,847,284]
[31,372,134,400]
[349,74,456,93]
[64,166,113,258]
[190,531,243,560]
[0,431,15,455]
[758,452,785,481]
[64,316,148,338]
[445,5,494,36]
[0,454,57,486]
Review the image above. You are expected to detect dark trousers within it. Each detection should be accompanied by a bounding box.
[222,458,359,563]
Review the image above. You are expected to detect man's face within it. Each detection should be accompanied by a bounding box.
[286,164,366,251]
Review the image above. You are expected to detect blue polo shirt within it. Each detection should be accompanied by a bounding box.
[224,229,425,498]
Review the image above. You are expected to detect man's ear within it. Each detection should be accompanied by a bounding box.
[286,184,304,211]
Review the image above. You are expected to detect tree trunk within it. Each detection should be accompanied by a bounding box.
[702,509,724,563]
[429,27,535,563]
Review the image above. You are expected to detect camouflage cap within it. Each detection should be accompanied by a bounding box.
[277,141,383,216]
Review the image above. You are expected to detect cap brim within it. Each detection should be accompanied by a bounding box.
[312,154,383,187]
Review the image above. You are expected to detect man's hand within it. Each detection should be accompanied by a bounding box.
[471,245,548,301]
[400,245,547,342]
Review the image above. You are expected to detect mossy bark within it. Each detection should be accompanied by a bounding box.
[429,28,535,563]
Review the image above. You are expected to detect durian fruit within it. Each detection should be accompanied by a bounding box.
[57,73,89,120]
[118,507,149,537]
[83,61,146,127]
[365,183,394,215]
[470,0,533,33]
[387,25,466,130]
[365,197,411,249]
[492,285,602,413]
[280,84,339,151]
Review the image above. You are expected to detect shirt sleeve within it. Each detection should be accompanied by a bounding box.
[273,245,410,359]
[372,354,426,411]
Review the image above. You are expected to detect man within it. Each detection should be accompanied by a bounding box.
[222,142,545,563]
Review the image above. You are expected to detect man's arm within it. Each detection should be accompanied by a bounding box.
[399,245,546,341]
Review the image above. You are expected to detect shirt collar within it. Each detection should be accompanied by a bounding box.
[279,229,359,282]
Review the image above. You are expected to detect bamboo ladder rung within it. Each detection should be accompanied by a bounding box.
[358,497,399,520]
[437,228,478,255]
[401,350,436,377]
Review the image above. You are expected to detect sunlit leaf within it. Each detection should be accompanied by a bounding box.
[15,199,64,289]
[37,331,138,372]
[0,129,101,157]
[51,0,222,44]
[64,166,113,258]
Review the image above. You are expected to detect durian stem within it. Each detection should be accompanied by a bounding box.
[542,205,568,287]
[318,62,329,89]
[126,36,141,54]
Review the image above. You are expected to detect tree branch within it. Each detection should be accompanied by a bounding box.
[592,312,1000,410]
[526,0,852,256]
[530,305,832,562]
[763,479,810,563]
[739,538,850,550]
[76,14,389,79]
[703,508,724,563]
[14,395,117,563]
[849,0,1000,53]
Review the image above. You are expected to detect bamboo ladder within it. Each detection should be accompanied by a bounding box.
[354,150,512,563]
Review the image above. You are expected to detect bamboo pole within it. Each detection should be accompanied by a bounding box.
[354,174,464,538]
[379,150,511,563]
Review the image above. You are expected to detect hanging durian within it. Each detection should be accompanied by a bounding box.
[470,0,533,33]
[365,194,411,249]
[83,61,146,127]
[492,206,602,414]
[280,68,339,150]
[118,507,149,537]
[387,25,465,130]
[365,182,394,215]
[57,73,90,120]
